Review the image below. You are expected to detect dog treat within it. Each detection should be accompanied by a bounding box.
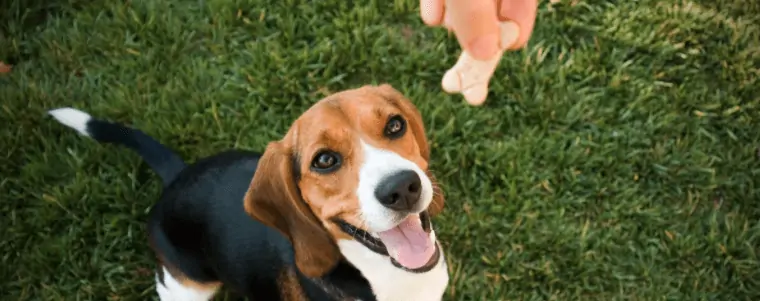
[442,21,520,106]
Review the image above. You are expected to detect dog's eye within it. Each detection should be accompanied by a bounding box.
[310,151,341,173]
[384,115,406,139]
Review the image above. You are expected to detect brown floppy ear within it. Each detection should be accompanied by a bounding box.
[426,171,445,217]
[375,84,430,161]
[244,141,340,278]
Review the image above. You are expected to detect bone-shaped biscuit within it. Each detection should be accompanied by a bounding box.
[442,21,520,106]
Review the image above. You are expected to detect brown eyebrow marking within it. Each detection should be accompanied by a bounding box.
[372,107,386,120]
[316,131,343,149]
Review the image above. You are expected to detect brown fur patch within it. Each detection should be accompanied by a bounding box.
[176,276,222,292]
[243,141,341,278]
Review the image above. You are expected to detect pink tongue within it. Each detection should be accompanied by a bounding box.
[376,215,435,269]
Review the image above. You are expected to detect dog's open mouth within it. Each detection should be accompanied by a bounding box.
[336,211,439,273]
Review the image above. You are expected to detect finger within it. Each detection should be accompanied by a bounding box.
[445,0,501,60]
[498,0,538,49]
[420,0,445,26]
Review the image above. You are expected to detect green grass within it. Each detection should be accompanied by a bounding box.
[2,0,760,300]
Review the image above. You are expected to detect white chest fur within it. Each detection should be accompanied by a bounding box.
[337,234,449,301]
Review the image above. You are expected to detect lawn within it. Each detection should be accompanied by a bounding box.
[2,0,760,300]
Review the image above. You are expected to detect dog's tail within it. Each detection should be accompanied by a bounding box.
[48,108,187,186]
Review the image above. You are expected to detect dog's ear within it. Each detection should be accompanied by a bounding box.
[375,84,430,161]
[244,141,340,278]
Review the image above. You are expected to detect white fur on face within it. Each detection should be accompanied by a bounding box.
[155,267,219,301]
[355,140,434,232]
[337,232,449,301]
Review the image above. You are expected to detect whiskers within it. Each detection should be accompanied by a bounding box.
[431,184,445,199]
[426,168,446,197]
[426,169,446,216]
[429,173,445,199]
[353,214,372,242]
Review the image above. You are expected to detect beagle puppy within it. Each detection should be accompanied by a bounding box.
[48,84,448,301]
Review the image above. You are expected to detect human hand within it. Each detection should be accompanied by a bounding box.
[420,0,538,105]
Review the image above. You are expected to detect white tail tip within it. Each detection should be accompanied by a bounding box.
[48,107,92,137]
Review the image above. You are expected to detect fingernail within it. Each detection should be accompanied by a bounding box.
[467,34,499,60]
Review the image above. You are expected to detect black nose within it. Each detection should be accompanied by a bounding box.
[374,170,422,211]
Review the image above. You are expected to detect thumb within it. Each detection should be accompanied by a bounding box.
[420,0,445,26]
[444,0,501,60]
[498,0,538,49]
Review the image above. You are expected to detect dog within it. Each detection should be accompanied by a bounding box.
[48,84,448,301]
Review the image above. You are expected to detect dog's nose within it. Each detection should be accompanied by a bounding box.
[374,170,422,211]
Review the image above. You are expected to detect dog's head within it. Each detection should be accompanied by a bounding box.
[244,84,445,277]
